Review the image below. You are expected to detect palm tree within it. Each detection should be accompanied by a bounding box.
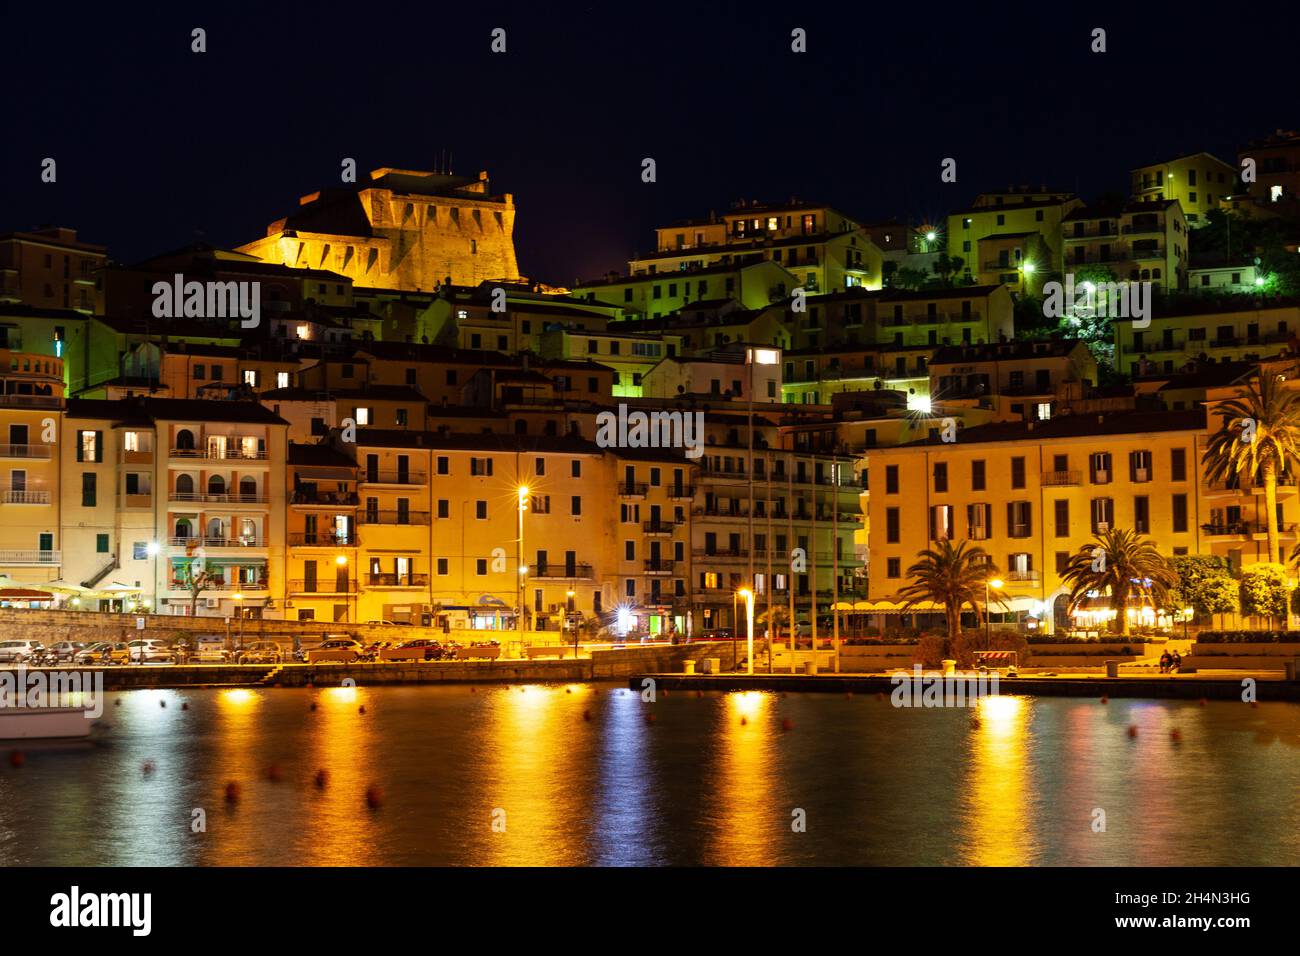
[896,540,1002,659]
[1203,372,1300,564]
[1059,528,1176,636]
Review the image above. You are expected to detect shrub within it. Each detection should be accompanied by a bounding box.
[1194,630,1300,644]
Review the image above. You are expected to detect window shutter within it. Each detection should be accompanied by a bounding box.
[1006,502,1015,536]
[929,508,936,541]
[76,434,84,462]
[1024,504,1032,537]
[95,431,104,463]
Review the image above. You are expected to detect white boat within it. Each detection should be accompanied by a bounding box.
[0,707,96,740]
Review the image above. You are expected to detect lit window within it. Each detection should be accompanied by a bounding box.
[243,369,257,387]
[296,324,311,339]
[355,407,371,425]
[276,371,289,389]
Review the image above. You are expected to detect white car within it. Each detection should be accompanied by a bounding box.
[0,640,46,664]
[125,639,174,664]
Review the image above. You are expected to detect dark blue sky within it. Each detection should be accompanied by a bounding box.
[1,0,1293,286]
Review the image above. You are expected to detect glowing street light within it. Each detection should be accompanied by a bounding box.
[517,485,530,648]
[737,587,755,675]
[985,577,1004,646]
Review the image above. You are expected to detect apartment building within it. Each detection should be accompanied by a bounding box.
[1130,152,1237,226]
[284,442,359,623]
[1114,298,1300,378]
[0,228,105,314]
[0,350,65,589]
[947,187,1083,292]
[1061,199,1188,291]
[929,339,1099,422]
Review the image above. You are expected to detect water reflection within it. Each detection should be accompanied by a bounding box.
[961,695,1032,866]
[703,691,778,866]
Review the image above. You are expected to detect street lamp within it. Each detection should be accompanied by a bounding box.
[146,540,161,617]
[567,589,577,660]
[738,587,755,675]
[336,554,350,623]
[517,485,529,651]
[985,577,1004,647]
[233,592,244,656]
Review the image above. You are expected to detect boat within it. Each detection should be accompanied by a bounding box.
[0,706,96,740]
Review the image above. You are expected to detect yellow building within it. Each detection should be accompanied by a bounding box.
[864,409,1212,632]
[575,259,797,317]
[1062,199,1188,291]
[947,187,1083,291]
[1130,152,1236,227]
[239,167,521,291]
[929,339,1099,423]
[0,351,64,593]
[1114,299,1300,379]
[284,443,359,623]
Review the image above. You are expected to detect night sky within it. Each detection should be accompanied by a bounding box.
[2,0,1294,286]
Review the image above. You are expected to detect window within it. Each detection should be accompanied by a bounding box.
[571,495,582,515]
[1054,499,1069,537]
[885,465,899,494]
[437,558,449,575]
[1055,551,1070,575]
[571,460,581,478]
[475,500,487,520]
[1010,457,1025,489]
[1007,501,1032,537]
[886,508,900,543]
[436,456,449,475]
[1129,450,1153,483]
[966,503,991,540]
[886,558,901,578]
[470,457,494,476]
[535,457,546,476]
[1172,494,1188,534]
[133,542,148,560]
[355,407,371,426]
[1091,497,1114,533]
[1090,452,1112,484]
[76,430,102,463]
[1171,448,1186,482]
[531,495,550,514]
[624,541,635,561]
[193,364,206,380]
[437,500,449,518]
[971,460,986,491]
[1134,495,1150,534]
[276,371,289,389]
[243,369,258,387]
[933,462,948,493]
[929,505,955,541]
[476,558,488,575]
[96,534,109,553]
[81,472,96,507]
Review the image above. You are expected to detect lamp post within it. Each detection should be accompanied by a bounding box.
[567,588,577,660]
[233,591,244,656]
[146,540,161,618]
[738,587,755,675]
[517,486,529,654]
[985,577,1004,647]
[336,554,350,623]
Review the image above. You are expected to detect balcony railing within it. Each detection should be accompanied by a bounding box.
[643,560,676,574]
[1006,570,1041,583]
[288,532,360,547]
[0,549,61,565]
[619,482,648,496]
[667,485,695,498]
[169,447,269,461]
[0,443,51,459]
[118,493,153,509]
[360,472,426,485]
[0,395,61,408]
[169,536,265,548]
[642,521,679,534]
[358,510,430,526]
[1,489,50,504]
[290,490,358,506]
[1041,470,1081,486]
[1202,522,1300,537]
[367,573,429,588]
[168,492,268,504]
[532,563,594,580]
[288,579,358,594]
[167,579,268,593]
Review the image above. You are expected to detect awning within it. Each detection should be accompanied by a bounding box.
[0,588,53,600]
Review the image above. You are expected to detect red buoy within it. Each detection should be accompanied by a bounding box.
[314,769,329,789]
[159,699,166,708]
[695,690,703,698]
[1199,698,1208,707]
[142,760,156,775]
[7,750,24,768]
[365,785,384,809]
[845,691,854,699]
[224,781,241,803]
[309,702,318,712]
[1100,696,1109,704]
[265,764,284,783]
[644,713,656,725]
[565,688,572,694]
[1170,728,1183,743]
[781,718,794,733]
[740,715,748,726]
[1127,725,1139,739]
[582,709,591,722]
[358,705,366,714]
[181,701,189,711]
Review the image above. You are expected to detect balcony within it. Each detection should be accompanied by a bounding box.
[642,521,679,535]
[1201,521,1300,537]
[1,488,50,504]
[1041,470,1081,486]
[169,447,269,461]
[288,532,360,547]
[0,549,61,566]
[667,485,695,499]
[366,573,429,588]
[360,471,426,486]
[619,482,648,497]
[1006,570,1041,584]
[641,592,683,607]
[643,560,675,575]
[532,563,594,580]
[168,492,268,505]
[123,449,153,465]
[169,536,265,549]
[358,510,430,526]
[291,490,358,506]
[118,493,153,509]
[0,394,61,408]
[0,443,51,459]
[288,579,358,595]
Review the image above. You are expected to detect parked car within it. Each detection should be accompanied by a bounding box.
[74,642,131,665]
[183,636,233,664]
[303,639,364,663]
[378,638,444,662]
[45,641,88,662]
[0,640,46,664]
[235,641,283,664]
[365,619,411,627]
[125,639,175,664]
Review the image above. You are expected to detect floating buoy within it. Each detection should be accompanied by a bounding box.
[1170,728,1183,743]
[181,702,189,711]
[781,718,794,733]
[6,750,24,768]
[142,760,156,775]
[644,713,656,725]
[305,681,314,690]
[1127,725,1139,739]
[309,702,318,712]
[1100,696,1109,704]
[565,688,572,694]
[314,769,329,789]
[358,705,366,714]
[1199,698,1208,707]
[845,691,854,699]
[695,690,703,699]
[1251,701,1259,709]
[114,699,122,707]
[740,715,748,726]
[661,688,669,697]
[159,699,167,708]
[582,709,591,722]
[265,764,284,783]
[876,692,885,701]
[224,781,241,803]
[365,785,384,809]
[470,686,476,693]
[970,716,981,729]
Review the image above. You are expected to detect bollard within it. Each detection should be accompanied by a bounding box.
[702,657,720,675]
[1285,660,1297,681]
[804,660,818,676]
[682,660,696,675]
[1105,659,1120,679]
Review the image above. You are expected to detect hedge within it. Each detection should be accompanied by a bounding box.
[1194,630,1300,644]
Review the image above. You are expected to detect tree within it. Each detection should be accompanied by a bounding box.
[891,266,929,290]
[895,540,1003,660]
[1239,563,1290,626]
[184,564,215,616]
[1202,373,1300,564]
[1059,528,1176,636]
[931,254,965,286]
[1169,555,1239,625]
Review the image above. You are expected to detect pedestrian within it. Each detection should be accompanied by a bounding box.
[1170,650,1182,674]
[1159,650,1171,674]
